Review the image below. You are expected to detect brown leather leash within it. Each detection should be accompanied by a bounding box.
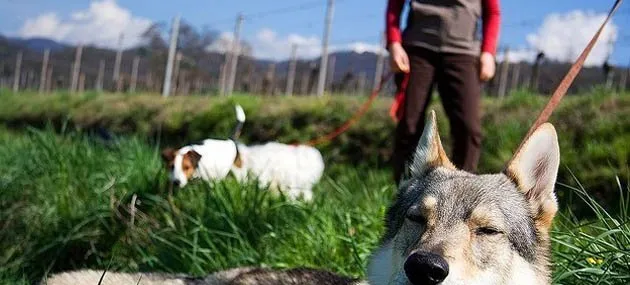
[296,72,394,146]
[509,0,622,162]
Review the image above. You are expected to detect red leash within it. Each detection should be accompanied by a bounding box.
[389,72,410,122]
[296,73,394,146]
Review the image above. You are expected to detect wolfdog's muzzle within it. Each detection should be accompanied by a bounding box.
[404,251,449,285]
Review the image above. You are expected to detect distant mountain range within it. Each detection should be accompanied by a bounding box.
[5,37,67,53]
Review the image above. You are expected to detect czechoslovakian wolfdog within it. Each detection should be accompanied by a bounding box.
[46,111,560,285]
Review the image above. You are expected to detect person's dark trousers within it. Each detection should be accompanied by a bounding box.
[392,46,482,184]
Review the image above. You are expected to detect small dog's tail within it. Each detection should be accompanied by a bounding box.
[230,104,246,140]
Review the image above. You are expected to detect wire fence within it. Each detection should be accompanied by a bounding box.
[0,1,628,96]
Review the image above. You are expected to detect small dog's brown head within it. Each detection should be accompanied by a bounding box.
[161,147,202,187]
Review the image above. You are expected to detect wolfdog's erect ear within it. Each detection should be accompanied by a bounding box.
[505,123,560,229]
[409,110,455,177]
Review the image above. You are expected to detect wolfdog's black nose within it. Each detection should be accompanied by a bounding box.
[173,179,181,187]
[404,251,449,285]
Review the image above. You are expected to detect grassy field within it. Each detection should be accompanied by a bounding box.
[0,125,629,284]
[0,89,629,284]
[1,89,629,213]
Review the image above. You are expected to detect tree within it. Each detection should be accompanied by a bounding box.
[141,23,168,51]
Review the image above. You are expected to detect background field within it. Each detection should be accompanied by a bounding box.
[2,88,629,212]
[0,90,629,284]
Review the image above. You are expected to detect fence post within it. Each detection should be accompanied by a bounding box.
[146,72,154,92]
[357,71,367,96]
[130,56,140,93]
[116,74,124,93]
[12,51,23,93]
[46,65,54,92]
[179,69,189,96]
[619,68,630,93]
[300,68,310,95]
[226,13,244,96]
[193,76,201,94]
[497,48,510,98]
[264,63,276,95]
[510,62,521,92]
[96,59,105,92]
[39,49,50,94]
[172,52,182,95]
[286,44,298,96]
[219,61,227,95]
[604,61,614,90]
[78,73,85,94]
[530,52,545,93]
[26,70,34,90]
[326,55,336,93]
[316,0,335,97]
[113,34,124,83]
[373,32,386,91]
[70,45,83,94]
[162,15,180,97]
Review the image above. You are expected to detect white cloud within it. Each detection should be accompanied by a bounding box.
[17,0,152,49]
[496,48,537,63]
[205,32,234,54]
[250,28,384,60]
[253,28,320,59]
[503,10,617,66]
[341,42,386,55]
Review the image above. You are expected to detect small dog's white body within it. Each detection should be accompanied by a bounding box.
[231,142,325,201]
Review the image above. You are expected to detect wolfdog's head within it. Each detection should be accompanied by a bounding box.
[369,111,560,285]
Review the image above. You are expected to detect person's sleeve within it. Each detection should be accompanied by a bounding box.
[481,0,501,55]
[386,0,406,47]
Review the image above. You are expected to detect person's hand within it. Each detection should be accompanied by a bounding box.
[389,42,410,73]
[479,52,496,81]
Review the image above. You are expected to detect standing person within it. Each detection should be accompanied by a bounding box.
[387,0,501,183]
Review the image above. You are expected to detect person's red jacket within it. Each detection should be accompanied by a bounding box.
[387,0,501,121]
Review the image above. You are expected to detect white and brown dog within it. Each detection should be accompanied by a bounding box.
[161,105,246,187]
[162,105,325,201]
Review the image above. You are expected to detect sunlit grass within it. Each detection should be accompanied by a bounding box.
[0,127,628,284]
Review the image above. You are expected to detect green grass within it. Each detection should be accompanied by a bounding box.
[0,126,392,283]
[1,90,629,216]
[0,126,628,284]
[552,174,630,284]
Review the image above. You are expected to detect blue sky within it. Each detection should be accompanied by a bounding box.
[1,0,629,65]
